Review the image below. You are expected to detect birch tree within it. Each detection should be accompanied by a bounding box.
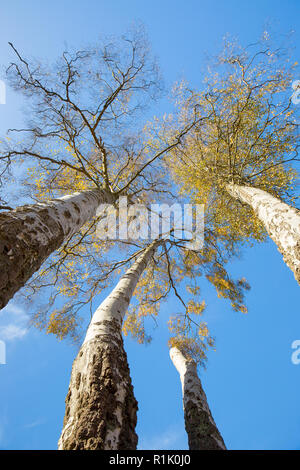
[0,30,197,309]
[170,346,226,450]
[58,240,161,450]
[164,36,300,283]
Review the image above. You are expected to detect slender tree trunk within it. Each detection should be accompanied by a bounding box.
[170,347,226,450]
[0,189,113,309]
[226,184,300,285]
[58,241,159,450]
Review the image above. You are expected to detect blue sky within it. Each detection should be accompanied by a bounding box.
[0,0,299,450]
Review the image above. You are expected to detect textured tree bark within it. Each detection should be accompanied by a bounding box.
[170,347,226,450]
[226,184,300,285]
[0,189,114,309]
[58,241,159,450]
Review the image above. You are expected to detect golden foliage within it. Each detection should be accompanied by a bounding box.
[163,37,298,247]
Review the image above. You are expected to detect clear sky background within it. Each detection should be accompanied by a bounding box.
[0,0,299,450]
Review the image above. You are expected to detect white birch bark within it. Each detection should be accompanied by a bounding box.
[227,184,300,285]
[0,188,114,309]
[170,347,226,450]
[58,241,160,450]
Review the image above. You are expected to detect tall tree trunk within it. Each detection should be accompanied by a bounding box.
[170,347,226,450]
[226,184,300,285]
[0,189,113,309]
[58,241,159,450]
